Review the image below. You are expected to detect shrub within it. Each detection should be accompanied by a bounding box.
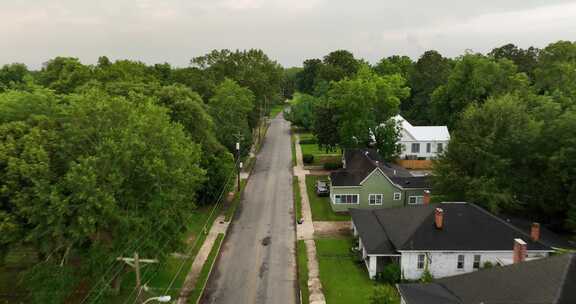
[483,261,494,269]
[323,162,342,170]
[377,263,401,284]
[368,285,399,304]
[303,154,314,164]
[420,268,434,283]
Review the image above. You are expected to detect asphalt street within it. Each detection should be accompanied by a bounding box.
[201,113,297,304]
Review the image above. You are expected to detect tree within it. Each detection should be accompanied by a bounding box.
[0,88,207,300]
[37,57,93,93]
[209,79,255,154]
[313,98,340,152]
[154,85,234,204]
[534,41,576,100]
[374,55,413,79]
[282,67,302,99]
[433,94,540,213]
[430,53,530,128]
[373,119,401,161]
[368,285,399,304]
[286,93,317,130]
[489,43,539,79]
[296,59,322,95]
[0,63,30,91]
[404,50,452,124]
[327,66,408,148]
[317,50,360,84]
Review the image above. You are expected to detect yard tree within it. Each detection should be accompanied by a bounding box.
[209,79,255,154]
[317,50,360,84]
[0,63,30,91]
[296,59,323,95]
[488,43,540,80]
[373,118,402,162]
[313,98,340,152]
[404,50,452,124]
[327,66,408,148]
[430,53,530,128]
[432,94,541,214]
[286,93,317,131]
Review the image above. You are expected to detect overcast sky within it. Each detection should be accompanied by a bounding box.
[1,0,575,69]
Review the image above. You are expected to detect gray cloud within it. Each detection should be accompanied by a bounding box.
[0,0,574,68]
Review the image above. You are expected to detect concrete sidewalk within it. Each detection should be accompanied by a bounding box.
[177,215,229,304]
[293,134,326,304]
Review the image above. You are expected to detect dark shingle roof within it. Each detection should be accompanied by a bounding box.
[397,283,460,304]
[330,149,430,189]
[350,203,552,254]
[349,209,396,255]
[398,253,576,304]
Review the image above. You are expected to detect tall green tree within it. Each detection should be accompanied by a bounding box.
[488,43,540,80]
[209,79,255,154]
[296,59,323,95]
[37,57,93,94]
[430,53,530,128]
[404,50,452,124]
[374,55,413,79]
[534,41,576,100]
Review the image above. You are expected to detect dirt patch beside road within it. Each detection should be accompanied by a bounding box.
[313,221,352,238]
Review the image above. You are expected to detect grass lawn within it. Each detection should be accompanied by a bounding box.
[188,233,225,303]
[291,131,297,167]
[297,240,310,304]
[299,133,341,166]
[315,238,379,304]
[305,175,350,221]
[294,176,303,221]
[105,205,219,303]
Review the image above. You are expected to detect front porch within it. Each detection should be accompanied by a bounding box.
[352,221,401,279]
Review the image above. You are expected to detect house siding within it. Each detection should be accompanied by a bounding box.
[399,251,550,280]
[399,140,449,160]
[330,169,416,212]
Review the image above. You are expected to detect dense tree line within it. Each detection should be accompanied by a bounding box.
[0,49,284,302]
[288,41,576,233]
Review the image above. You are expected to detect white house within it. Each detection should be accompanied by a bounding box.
[350,202,553,280]
[393,115,450,160]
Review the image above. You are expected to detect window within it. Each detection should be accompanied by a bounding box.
[437,143,444,153]
[473,255,481,269]
[411,143,420,153]
[409,196,424,205]
[426,143,431,153]
[457,255,465,269]
[417,254,425,269]
[333,194,359,204]
[369,194,383,205]
[393,192,401,200]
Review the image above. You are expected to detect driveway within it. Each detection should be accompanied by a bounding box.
[201,114,297,304]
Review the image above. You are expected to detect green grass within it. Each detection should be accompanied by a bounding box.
[188,233,225,303]
[291,131,297,167]
[297,240,310,304]
[224,179,248,222]
[293,176,303,221]
[299,133,341,166]
[305,175,350,221]
[315,238,379,304]
[269,104,285,118]
[105,205,219,303]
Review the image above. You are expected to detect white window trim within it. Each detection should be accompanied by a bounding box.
[333,194,360,205]
[408,196,424,205]
[457,254,465,270]
[417,254,425,269]
[368,194,383,205]
[393,192,401,201]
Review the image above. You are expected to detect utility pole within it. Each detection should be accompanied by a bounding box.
[236,142,241,191]
[117,253,158,294]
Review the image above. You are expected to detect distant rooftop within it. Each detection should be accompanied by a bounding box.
[394,115,450,142]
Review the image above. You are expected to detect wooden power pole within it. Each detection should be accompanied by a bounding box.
[117,253,159,291]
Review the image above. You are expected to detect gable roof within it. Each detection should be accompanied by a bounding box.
[398,253,576,304]
[394,115,450,142]
[350,202,552,254]
[330,149,430,189]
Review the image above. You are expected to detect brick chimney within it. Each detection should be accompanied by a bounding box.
[434,208,444,229]
[513,238,527,264]
[530,222,540,241]
[423,190,431,205]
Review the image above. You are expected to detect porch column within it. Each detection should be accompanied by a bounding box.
[368,255,377,279]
